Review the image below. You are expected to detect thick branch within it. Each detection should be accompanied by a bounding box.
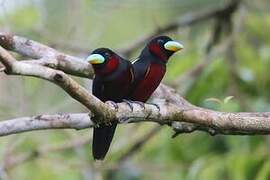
[0,114,91,136]
[0,33,93,77]
[1,103,270,137]
[0,46,114,121]
[0,0,240,77]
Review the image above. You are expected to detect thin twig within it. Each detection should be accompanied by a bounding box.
[118,126,162,163]
[118,0,240,56]
[3,134,90,170]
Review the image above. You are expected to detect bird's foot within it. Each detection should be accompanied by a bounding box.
[122,99,134,111]
[131,101,145,109]
[148,103,160,112]
[105,100,118,110]
[123,99,145,111]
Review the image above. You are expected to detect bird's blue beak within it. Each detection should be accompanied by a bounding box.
[164,41,184,52]
[86,54,105,64]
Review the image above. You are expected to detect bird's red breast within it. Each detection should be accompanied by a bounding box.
[131,63,165,102]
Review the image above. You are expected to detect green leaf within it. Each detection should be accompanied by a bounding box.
[205,98,223,104]
[223,96,234,104]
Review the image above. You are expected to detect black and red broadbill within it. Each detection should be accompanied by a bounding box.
[86,36,183,160]
[86,48,134,160]
[130,36,184,102]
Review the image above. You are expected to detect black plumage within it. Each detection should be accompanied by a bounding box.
[88,48,134,160]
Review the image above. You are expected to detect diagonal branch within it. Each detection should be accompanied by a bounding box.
[117,125,162,163]
[3,134,90,170]
[0,46,114,122]
[118,0,240,56]
[0,33,93,78]
[0,0,241,77]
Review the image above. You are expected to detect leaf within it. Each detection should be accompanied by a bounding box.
[205,98,223,104]
[224,96,234,104]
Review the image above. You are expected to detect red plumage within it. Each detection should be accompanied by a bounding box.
[130,36,182,102]
[131,63,165,102]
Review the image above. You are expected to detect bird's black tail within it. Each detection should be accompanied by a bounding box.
[92,122,117,160]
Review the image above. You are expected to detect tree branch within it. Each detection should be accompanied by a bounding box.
[0,33,93,78]
[1,103,270,137]
[0,45,114,122]
[118,0,240,56]
[0,113,92,136]
[1,30,270,138]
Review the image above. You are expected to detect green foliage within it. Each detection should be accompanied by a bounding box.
[0,5,39,33]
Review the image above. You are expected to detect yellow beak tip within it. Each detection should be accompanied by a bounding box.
[164,41,184,52]
[86,54,105,64]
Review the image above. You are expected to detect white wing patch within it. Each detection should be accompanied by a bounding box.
[131,58,139,64]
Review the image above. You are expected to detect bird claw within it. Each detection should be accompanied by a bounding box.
[131,101,145,109]
[123,99,134,111]
[123,99,145,111]
[106,100,118,110]
[149,103,160,111]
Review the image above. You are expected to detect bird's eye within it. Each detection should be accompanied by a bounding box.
[104,52,110,58]
[157,39,164,44]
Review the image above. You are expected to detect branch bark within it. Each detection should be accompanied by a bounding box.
[0,45,115,122]
[1,104,270,137]
[0,113,92,136]
[0,33,93,77]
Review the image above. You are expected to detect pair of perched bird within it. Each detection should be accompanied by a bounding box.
[86,36,184,160]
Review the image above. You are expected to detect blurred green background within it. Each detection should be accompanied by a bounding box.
[1,0,270,179]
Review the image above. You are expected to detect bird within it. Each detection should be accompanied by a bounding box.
[130,36,183,103]
[86,48,134,160]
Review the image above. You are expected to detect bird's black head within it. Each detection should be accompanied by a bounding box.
[86,48,120,76]
[146,36,184,62]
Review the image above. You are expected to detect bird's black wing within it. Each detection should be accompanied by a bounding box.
[129,58,150,99]
[92,75,104,100]
[92,75,117,160]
